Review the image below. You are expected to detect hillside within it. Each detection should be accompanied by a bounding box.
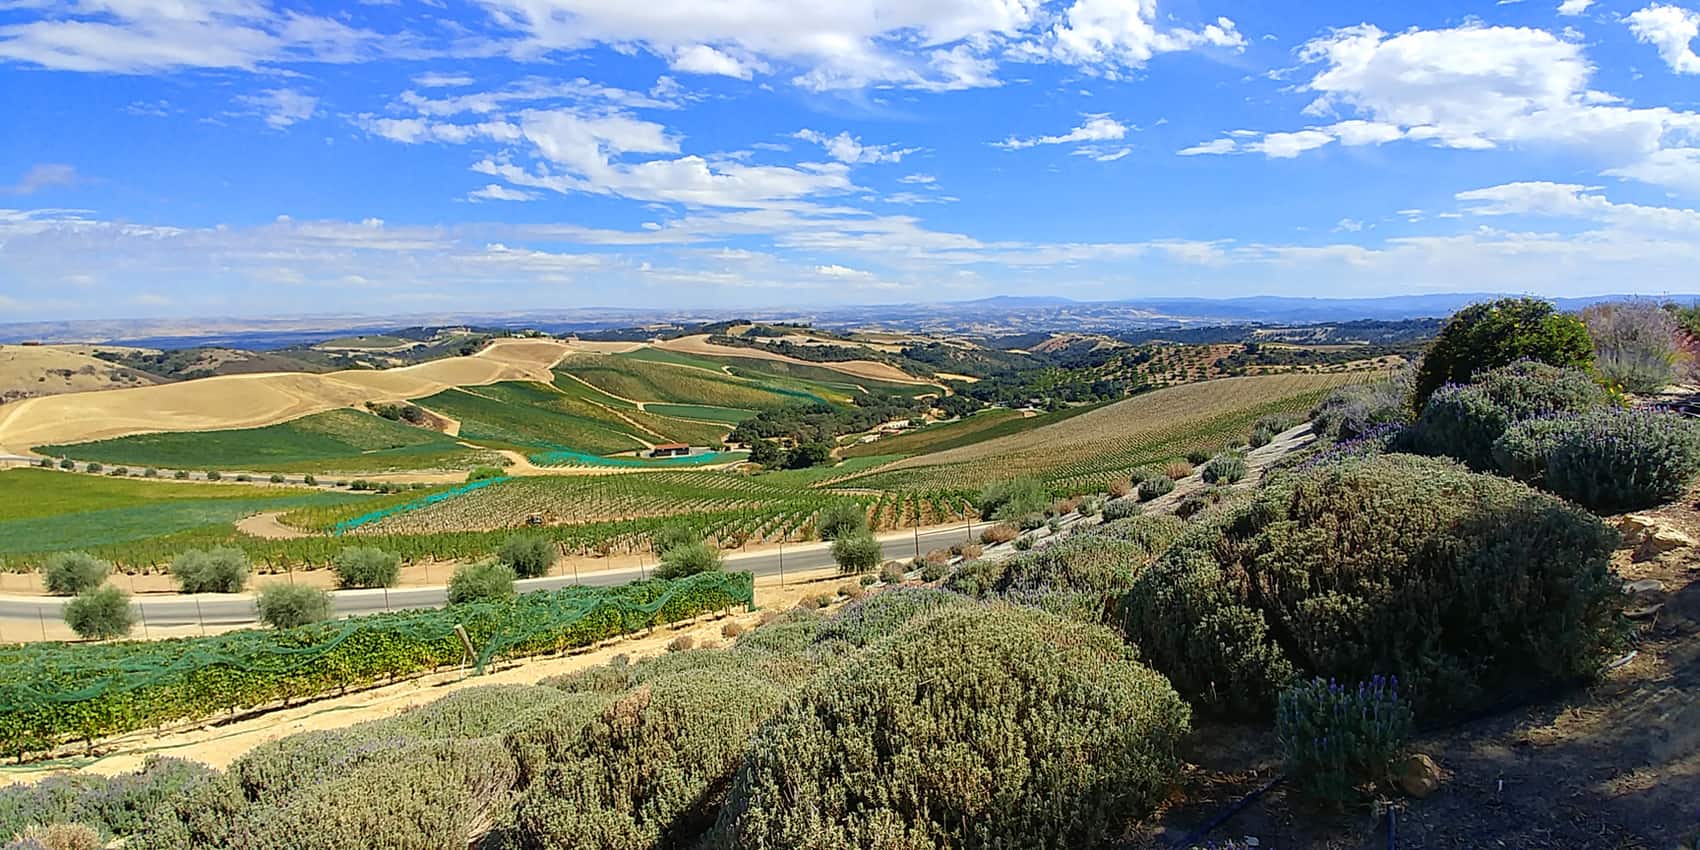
[841,373,1361,491]
[0,339,572,455]
[0,344,165,405]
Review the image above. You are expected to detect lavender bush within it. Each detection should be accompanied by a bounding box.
[1544,407,1700,512]
[1276,676,1413,805]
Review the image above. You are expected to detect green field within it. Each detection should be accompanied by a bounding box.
[415,383,646,455]
[644,403,754,424]
[36,409,493,473]
[563,354,825,409]
[0,468,365,564]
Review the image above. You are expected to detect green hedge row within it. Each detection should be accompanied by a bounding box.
[0,571,753,758]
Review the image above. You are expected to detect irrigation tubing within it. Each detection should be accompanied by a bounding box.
[1140,773,1286,850]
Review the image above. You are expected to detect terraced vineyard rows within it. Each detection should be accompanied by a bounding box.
[839,373,1365,492]
[413,383,646,455]
[562,354,828,410]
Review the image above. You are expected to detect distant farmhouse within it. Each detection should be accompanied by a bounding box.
[650,443,691,458]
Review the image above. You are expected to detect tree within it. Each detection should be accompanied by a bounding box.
[467,466,504,482]
[448,560,516,604]
[815,502,869,541]
[332,546,401,588]
[64,586,134,641]
[656,541,724,580]
[650,523,697,555]
[1413,298,1595,408]
[747,439,783,467]
[832,531,883,574]
[256,584,333,629]
[784,442,833,469]
[499,535,556,579]
[977,477,1048,523]
[170,547,250,593]
[43,551,111,596]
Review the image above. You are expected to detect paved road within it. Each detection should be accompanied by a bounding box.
[0,524,985,634]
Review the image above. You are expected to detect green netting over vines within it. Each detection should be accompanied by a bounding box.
[0,570,753,758]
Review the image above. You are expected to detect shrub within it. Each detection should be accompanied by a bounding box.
[1122,454,1621,720]
[43,552,110,596]
[1102,498,1141,521]
[446,561,515,605]
[303,474,317,486]
[831,531,883,574]
[466,466,504,483]
[976,477,1048,523]
[85,463,103,474]
[1107,477,1133,497]
[1413,297,1595,408]
[667,634,695,652]
[64,586,134,641]
[647,523,696,554]
[1491,416,1575,484]
[1137,475,1175,501]
[235,474,251,483]
[1310,379,1411,442]
[204,470,220,481]
[1175,486,1227,519]
[256,584,332,629]
[879,561,906,584]
[332,546,400,588]
[815,501,869,541]
[716,605,1191,850]
[267,473,285,484]
[1276,676,1413,805]
[1200,452,1248,485]
[506,663,798,850]
[1163,460,1193,480]
[498,535,555,579]
[813,587,971,650]
[1543,407,1700,512]
[920,559,947,582]
[12,823,102,850]
[721,621,744,639]
[1411,361,1607,470]
[979,524,1018,545]
[169,547,249,593]
[1583,300,1686,393]
[173,470,189,480]
[110,467,129,477]
[655,541,723,580]
[1013,536,1035,551]
[1186,449,1211,465]
[1248,413,1298,448]
[142,467,158,479]
[57,458,74,470]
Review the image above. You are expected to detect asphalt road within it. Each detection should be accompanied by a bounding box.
[0,523,985,633]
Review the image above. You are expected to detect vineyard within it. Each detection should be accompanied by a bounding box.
[840,373,1365,492]
[561,353,829,410]
[34,408,495,473]
[0,571,753,758]
[413,384,647,455]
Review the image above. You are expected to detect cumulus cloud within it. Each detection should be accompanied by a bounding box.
[997,114,1129,149]
[793,129,917,164]
[1557,0,1594,14]
[1178,23,1700,195]
[0,0,384,72]
[1627,4,1700,74]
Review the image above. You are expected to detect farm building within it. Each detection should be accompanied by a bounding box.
[650,443,691,458]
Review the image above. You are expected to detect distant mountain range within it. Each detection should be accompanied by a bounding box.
[1,293,1693,347]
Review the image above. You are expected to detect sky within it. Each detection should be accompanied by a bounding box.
[2,0,1700,321]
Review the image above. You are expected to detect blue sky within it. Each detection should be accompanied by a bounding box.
[2,0,1700,320]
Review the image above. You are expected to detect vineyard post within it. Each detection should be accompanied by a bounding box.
[137,603,149,640]
[194,597,205,636]
[37,608,46,642]
[777,536,785,586]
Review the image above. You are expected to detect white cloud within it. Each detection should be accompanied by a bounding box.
[1182,23,1700,195]
[898,173,936,184]
[1603,146,1700,195]
[794,129,917,164]
[467,184,540,202]
[0,0,383,72]
[814,263,873,278]
[1178,138,1236,156]
[414,72,475,87]
[4,164,81,195]
[239,88,318,128]
[670,44,767,79]
[997,114,1128,149]
[1457,180,1700,231]
[1627,4,1700,74]
[1557,0,1594,14]
[471,0,1240,91]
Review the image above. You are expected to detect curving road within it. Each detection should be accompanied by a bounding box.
[0,524,985,637]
